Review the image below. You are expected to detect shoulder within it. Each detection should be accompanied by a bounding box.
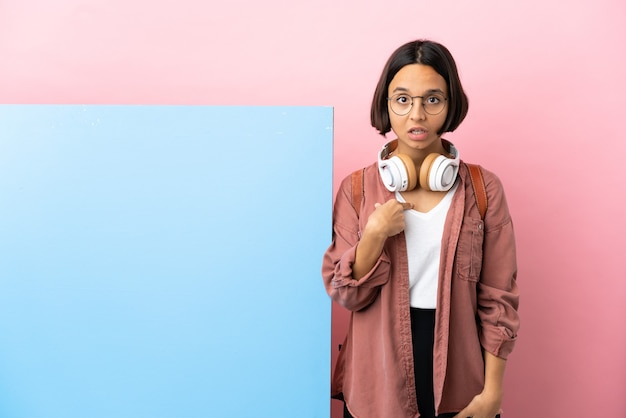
[337,162,380,193]
[335,163,376,214]
[335,162,392,219]
[460,161,512,226]
[460,161,505,194]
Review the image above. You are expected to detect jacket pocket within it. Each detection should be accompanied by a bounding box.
[455,218,484,281]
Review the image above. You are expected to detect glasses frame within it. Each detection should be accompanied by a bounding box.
[387,93,448,116]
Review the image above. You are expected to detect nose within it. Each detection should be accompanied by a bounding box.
[409,100,426,120]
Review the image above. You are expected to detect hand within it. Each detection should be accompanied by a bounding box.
[453,390,502,418]
[364,199,413,239]
[352,199,413,280]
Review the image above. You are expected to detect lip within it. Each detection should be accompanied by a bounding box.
[407,126,428,141]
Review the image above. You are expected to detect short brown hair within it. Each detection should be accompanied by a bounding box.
[371,40,469,136]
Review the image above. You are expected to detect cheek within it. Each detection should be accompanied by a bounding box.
[388,113,403,133]
[433,111,448,131]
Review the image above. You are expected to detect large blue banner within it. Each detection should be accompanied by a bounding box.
[0,105,332,418]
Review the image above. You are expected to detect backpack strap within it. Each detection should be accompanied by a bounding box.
[466,163,488,220]
[351,168,365,217]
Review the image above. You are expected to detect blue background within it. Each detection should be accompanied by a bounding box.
[0,105,333,417]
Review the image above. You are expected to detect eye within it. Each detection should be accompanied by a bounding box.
[426,95,442,104]
[395,94,411,105]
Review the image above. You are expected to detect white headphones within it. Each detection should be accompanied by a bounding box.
[377,139,460,192]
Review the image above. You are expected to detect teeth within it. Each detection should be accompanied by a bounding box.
[411,129,425,134]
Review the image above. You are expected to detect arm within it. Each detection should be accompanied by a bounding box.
[456,171,519,417]
[321,175,412,311]
[477,172,520,358]
[483,351,506,401]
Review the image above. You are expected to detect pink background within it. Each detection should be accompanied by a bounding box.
[2,1,625,416]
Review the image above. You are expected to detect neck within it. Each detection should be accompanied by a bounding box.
[394,138,449,165]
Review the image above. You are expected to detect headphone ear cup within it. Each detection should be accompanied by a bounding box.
[420,153,459,191]
[419,153,441,191]
[379,155,417,192]
[395,153,418,191]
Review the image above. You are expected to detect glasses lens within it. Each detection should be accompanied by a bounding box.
[423,94,446,115]
[389,94,412,116]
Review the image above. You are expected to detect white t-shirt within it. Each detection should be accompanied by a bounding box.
[395,181,458,308]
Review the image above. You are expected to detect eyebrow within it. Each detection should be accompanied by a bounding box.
[391,87,446,95]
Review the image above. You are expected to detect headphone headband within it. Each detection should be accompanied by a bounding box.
[379,140,398,161]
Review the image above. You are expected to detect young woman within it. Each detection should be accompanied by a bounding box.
[322,40,520,418]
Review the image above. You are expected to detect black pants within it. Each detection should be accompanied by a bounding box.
[343,309,499,418]
[411,308,438,417]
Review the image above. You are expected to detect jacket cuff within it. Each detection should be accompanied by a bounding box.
[332,245,391,288]
[480,325,517,359]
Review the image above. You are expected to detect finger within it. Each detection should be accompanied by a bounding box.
[374,203,382,208]
[401,202,414,210]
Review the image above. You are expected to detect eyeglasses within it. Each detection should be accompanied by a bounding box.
[387,93,448,116]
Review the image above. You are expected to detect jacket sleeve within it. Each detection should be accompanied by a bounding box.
[321,173,391,311]
[476,170,520,359]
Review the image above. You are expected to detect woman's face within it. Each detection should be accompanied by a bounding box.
[387,64,448,155]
